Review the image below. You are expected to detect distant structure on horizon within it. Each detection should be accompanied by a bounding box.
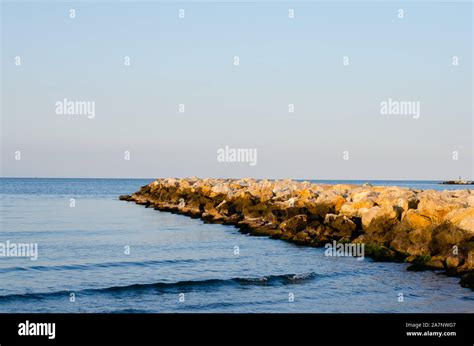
[440,177,474,185]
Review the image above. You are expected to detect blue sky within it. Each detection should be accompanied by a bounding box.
[1,1,472,180]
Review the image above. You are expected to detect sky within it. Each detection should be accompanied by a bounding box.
[1,1,472,180]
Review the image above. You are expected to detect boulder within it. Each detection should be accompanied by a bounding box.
[444,207,474,235]
[324,213,356,238]
[361,205,399,234]
[279,214,308,234]
[309,192,346,218]
[417,192,466,224]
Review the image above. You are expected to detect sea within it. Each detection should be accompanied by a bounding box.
[0,178,473,313]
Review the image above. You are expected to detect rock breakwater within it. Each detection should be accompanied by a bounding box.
[120,178,474,289]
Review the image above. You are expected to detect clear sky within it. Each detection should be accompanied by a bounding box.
[1,1,472,180]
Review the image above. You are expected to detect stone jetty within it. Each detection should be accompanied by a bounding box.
[441,179,474,185]
[120,178,474,289]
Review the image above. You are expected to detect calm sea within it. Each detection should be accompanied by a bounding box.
[0,178,473,313]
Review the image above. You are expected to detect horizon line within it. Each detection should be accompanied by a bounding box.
[0,176,462,182]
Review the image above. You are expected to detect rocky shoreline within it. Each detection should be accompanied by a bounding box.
[120,178,474,290]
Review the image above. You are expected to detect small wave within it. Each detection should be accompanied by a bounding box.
[0,272,319,302]
[0,257,226,274]
[109,308,150,314]
[234,272,318,285]
[100,272,319,293]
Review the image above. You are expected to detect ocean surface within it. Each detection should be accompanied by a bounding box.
[0,178,473,313]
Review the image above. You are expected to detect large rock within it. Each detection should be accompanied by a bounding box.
[361,205,399,235]
[390,210,433,256]
[324,213,356,239]
[445,207,474,234]
[339,200,375,218]
[417,192,466,224]
[309,192,346,218]
[279,214,308,233]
